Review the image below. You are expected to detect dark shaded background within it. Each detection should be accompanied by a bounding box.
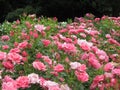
[0,0,120,23]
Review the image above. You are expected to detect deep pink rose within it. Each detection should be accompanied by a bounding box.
[42,39,51,47]
[2,61,14,69]
[16,76,29,89]
[54,64,64,72]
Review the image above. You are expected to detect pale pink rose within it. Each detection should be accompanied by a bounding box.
[28,73,40,84]
[2,81,17,90]
[104,62,114,72]
[48,86,60,90]
[42,56,52,65]
[43,80,59,87]
[60,84,71,90]
[106,34,111,39]
[1,35,10,41]
[77,39,93,51]
[62,43,77,53]
[96,50,109,62]
[8,52,22,63]
[2,61,14,69]
[39,77,46,86]
[18,41,28,49]
[75,71,89,82]
[112,69,120,76]
[54,64,64,72]
[104,72,113,78]
[2,45,9,50]
[32,60,46,71]
[42,39,51,47]
[10,48,21,53]
[16,76,29,88]
[0,51,6,60]
[34,24,46,32]
[80,33,86,38]
[70,62,81,70]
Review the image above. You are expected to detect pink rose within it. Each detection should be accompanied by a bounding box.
[34,24,46,32]
[36,52,42,59]
[42,39,51,47]
[42,56,52,65]
[16,76,29,89]
[0,51,6,60]
[75,71,89,82]
[104,62,114,72]
[1,35,10,41]
[33,60,46,71]
[2,81,17,90]
[112,69,120,76]
[10,48,21,53]
[18,41,28,49]
[61,43,77,53]
[2,45,9,50]
[77,39,93,51]
[77,64,87,72]
[2,61,14,69]
[8,52,22,63]
[54,64,64,72]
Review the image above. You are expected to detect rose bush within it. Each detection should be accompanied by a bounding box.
[0,13,120,90]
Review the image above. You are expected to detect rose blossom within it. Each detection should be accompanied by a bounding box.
[10,48,21,53]
[34,24,46,32]
[32,60,46,71]
[16,76,29,89]
[61,43,77,53]
[112,69,120,76]
[2,81,17,90]
[2,45,9,50]
[0,51,6,60]
[54,64,64,72]
[7,52,22,63]
[43,80,59,87]
[104,62,114,72]
[42,56,52,65]
[60,84,71,90]
[75,71,89,82]
[17,41,28,49]
[2,61,14,69]
[28,73,40,84]
[77,39,93,51]
[70,62,81,70]
[42,39,51,47]
[1,35,10,41]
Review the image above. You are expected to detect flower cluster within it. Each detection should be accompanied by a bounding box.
[0,14,120,90]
